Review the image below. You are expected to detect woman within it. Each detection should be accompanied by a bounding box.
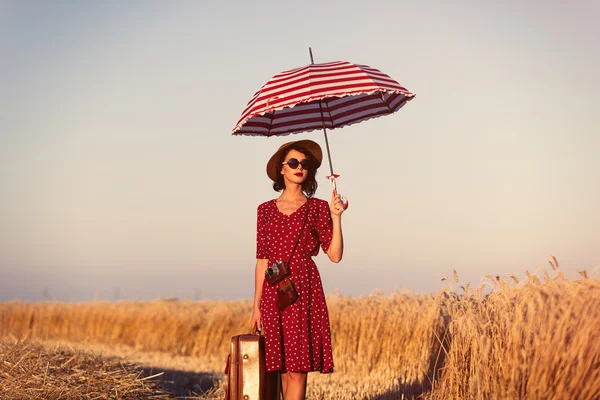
[250,139,345,400]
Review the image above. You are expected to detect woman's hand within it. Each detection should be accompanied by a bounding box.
[326,192,344,263]
[250,307,262,332]
[330,192,345,219]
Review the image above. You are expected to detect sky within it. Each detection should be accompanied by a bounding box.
[1,0,599,302]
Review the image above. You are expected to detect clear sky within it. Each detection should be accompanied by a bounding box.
[1,0,599,302]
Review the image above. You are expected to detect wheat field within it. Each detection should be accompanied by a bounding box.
[1,263,599,399]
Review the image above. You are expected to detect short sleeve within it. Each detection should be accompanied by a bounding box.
[316,199,333,253]
[256,204,269,259]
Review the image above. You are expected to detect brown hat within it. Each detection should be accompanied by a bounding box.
[266,139,323,182]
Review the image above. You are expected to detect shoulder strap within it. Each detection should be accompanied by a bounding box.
[286,198,310,264]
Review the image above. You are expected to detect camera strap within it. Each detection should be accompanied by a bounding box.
[286,197,310,266]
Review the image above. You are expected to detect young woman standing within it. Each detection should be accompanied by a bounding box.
[250,139,345,400]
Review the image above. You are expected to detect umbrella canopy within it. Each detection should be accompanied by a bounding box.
[232,60,415,136]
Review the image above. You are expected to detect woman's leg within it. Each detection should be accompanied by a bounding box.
[280,371,307,400]
[280,372,289,396]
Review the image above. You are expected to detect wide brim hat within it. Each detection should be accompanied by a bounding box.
[266,139,323,182]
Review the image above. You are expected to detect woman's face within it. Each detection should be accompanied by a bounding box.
[280,149,311,185]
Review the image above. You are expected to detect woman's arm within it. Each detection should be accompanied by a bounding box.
[253,258,268,309]
[250,258,268,331]
[326,193,345,263]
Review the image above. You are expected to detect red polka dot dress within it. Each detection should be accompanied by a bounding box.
[256,198,334,374]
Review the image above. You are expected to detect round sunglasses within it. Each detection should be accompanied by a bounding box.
[282,158,312,170]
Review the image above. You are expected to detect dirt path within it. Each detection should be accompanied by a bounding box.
[35,339,404,400]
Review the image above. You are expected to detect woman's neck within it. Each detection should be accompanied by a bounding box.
[279,185,306,201]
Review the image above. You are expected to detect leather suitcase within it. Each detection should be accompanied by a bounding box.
[224,333,280,400]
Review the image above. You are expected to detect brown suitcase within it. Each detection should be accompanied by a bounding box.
[224,333,280,400]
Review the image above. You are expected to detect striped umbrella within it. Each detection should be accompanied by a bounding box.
[232,49,415,205]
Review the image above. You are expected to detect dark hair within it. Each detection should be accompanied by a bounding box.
[272,145,318,198]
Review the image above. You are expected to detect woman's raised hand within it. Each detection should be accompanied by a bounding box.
[330,192,346,219]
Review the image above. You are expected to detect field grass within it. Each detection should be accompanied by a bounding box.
[1,263,599,399]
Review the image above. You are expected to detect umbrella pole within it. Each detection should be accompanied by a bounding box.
[309,47,335,177]
[320,111,335,177]
[322,124,347,209]
[309,47,348,209]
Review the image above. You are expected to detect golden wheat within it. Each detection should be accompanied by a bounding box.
[1,267,599,399]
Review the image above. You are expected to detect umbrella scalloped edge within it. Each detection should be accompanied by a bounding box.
[230,106,409,138]
[231,88,415,135]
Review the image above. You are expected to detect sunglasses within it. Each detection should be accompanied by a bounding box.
[282,158,312,170]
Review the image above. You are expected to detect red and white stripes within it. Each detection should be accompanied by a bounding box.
[232,61,415,136]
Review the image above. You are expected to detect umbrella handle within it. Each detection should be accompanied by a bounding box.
[327,175,349,210]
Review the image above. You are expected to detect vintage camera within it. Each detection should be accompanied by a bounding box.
[266,261,282,278]
[265,260,288,286]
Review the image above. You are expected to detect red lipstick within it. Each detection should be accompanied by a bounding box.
[294,172,303,177]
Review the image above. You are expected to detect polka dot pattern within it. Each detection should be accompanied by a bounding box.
[256,198,334,374]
